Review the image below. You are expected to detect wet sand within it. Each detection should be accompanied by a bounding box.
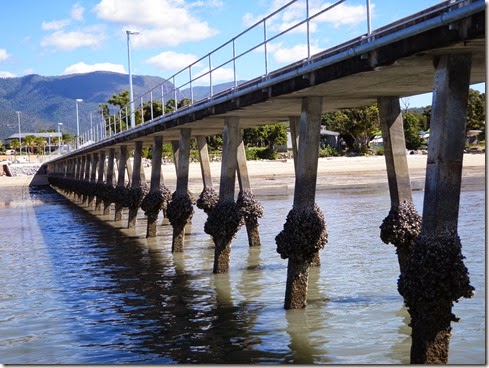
[0,154,485,196]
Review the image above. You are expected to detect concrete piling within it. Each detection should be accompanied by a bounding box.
[398,54,474,364]
[127,141,147,229]
[276,97,328,309]
[103,148,115,216]
[114,145,127,222]
[377,96,421,274]
[167,129,194,252]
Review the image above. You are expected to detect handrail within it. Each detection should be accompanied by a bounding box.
[77,0,480,149]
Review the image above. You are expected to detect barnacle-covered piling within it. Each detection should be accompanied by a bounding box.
[204,199,243,273]
[167,191,195,252]
[398,229,473,363]
[141,185,172,237]
[237,189,264,247]
[127,183,150,228]
[197,187,219,214]
[276,203,327,309]
[380,201,421,274]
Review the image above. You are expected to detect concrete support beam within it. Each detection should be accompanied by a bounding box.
[128,141,144,229]
[87,153,99,208]
[378,97,421,274]
[168,129,193,252]
[210,116,241,274]
[95,150,106,212]
[114,145,127,221]
[237,140,262,247]
[277,96,327,310]
[103,148,115,216]
[146,135,163,238]
[197,136,213,189]
[398,54,474,364]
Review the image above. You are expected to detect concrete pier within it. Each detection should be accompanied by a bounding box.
[196,135,219,214]
[205,117,243,274]
[167,129,194,252]
[377,96,421,274]
[95,150,105,212]
[127,141,147,229]
[398,54,474,364]
[276,97,328,309]
[103,148,115,216]
[114,145,127,222]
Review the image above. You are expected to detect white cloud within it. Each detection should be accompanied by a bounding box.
[63,62,126,75]
[0,49,10,63]
[41,4,100,51]
[94,0,219,48]
[269,42,322,64]
[41,26,104,51]
[0,71,16,78]
[71,3,85,22]
[41,19,71,31]
[146,51,199,72]
[243,0,366,34]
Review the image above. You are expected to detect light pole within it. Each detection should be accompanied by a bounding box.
[126,30,139,129]
[58,123,63,155]
[76,98,83,149]
[16,111,21,155]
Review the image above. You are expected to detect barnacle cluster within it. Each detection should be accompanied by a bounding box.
[398,228,474,322]
[140,185,172,218]
[126,182,150,209]
[204,199,243,245]
[275,203,328,263]
[196,187,219,213]
[237,189,264,224]
[166,191,195,232]
[112,185,132,208]
[380,201,421,248]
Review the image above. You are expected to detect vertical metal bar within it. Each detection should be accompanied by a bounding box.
[208,54,213,97]
[140,97,144,123]
[118,113,122,133]
[189,67,194,104]
[173,76,178,111]
[161,84,166,116]
[150,91,154,120]
[366,0,371,36]
[306,0,311,59]
[233,39,237,88]
[125,106,129,128]
[263,19,268,75]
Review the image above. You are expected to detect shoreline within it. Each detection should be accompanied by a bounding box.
[0,153,485,195]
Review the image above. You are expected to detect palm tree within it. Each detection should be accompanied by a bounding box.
[23,135,36,162]
[9,139,20,162]
[35,136,47,157]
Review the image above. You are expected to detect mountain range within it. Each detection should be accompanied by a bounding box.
[0,71,242,141]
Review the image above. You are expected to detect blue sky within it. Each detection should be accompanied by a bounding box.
[0,0,484,107]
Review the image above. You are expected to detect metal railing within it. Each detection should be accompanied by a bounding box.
[76,0,476,149]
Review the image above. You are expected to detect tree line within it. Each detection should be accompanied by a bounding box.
[1,88,484,160]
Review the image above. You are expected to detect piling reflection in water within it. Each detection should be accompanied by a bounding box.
[0,185,483,364]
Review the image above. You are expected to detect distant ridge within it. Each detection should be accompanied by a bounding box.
[0,72,247,141]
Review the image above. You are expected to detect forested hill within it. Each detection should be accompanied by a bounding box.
[0,71,170,140]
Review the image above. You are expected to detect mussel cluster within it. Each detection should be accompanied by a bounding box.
[275,203,328,263]
[196,187,219,213]
[167,191,195,232]
[140,185,172,218]
[204,199,243,245]
[398,228,474,322]
[237,189,264,224]
[126,182,150,208]
[48,176,100,199]
[112,185,132,208]
[380,200,421,248]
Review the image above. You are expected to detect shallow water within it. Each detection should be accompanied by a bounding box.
[0,185,485,364]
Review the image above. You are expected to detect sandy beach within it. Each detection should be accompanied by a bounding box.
[0,153,485,195]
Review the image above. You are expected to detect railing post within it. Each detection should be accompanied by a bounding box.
[263,19,268,75]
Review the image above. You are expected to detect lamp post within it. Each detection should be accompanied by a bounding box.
[16,111,21,155]
[58,123,63,155]
[75,98,83,149]
[126,30,139,129]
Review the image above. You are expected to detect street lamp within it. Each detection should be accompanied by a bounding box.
[76,98,83,149]
[16,111,21,155]
[58,123,63,155]
[126,30,139,129]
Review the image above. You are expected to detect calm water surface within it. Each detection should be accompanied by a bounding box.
[0,184,485,364]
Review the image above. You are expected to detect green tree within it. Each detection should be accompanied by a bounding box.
[403,112,424,150]
[243,123,288,150]
[466,89,485,136]
[24,134,36,162]
[34,136,47,155]
[9,139,20,161]
[324,104,380,154]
